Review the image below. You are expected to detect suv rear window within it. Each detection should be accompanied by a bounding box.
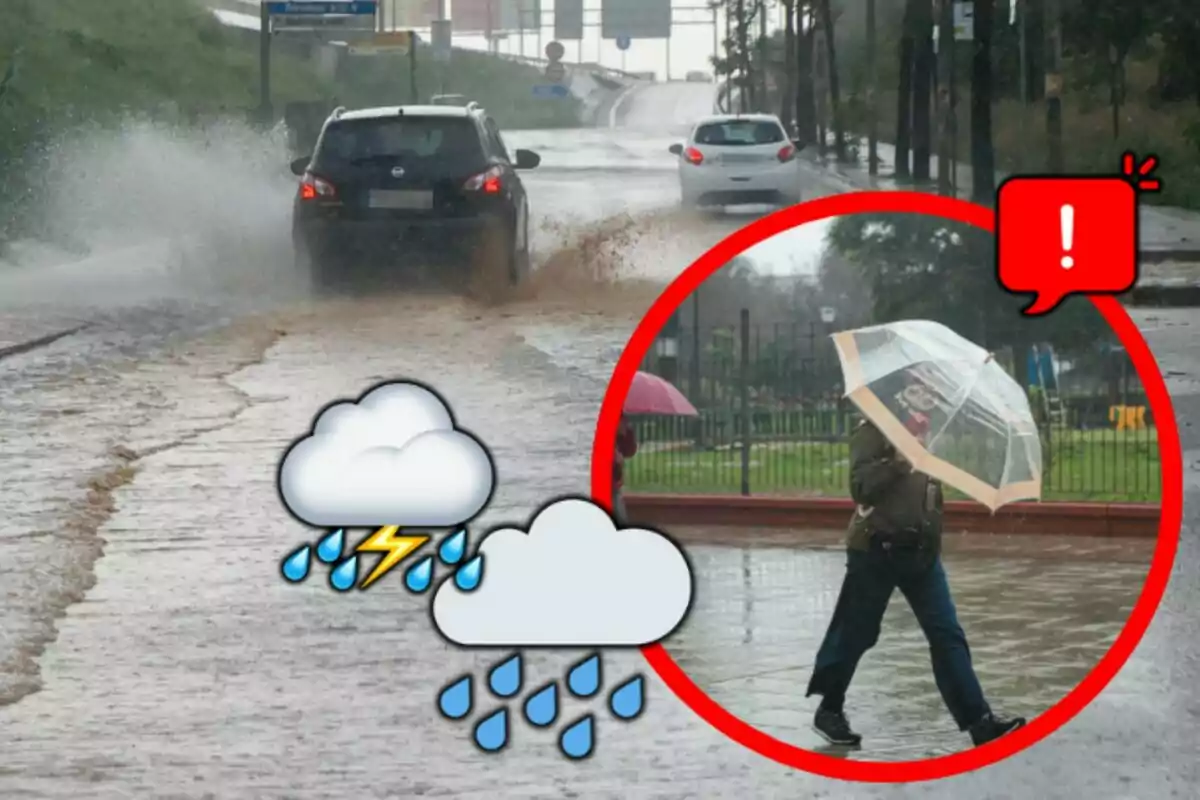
[314,117,484,166]
[694,120,785,146]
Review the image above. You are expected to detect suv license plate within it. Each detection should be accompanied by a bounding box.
[369,190,433,210]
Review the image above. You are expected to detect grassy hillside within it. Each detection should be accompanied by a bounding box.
[0,0,581,246]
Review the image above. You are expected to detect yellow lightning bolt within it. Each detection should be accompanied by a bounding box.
[356,526,430,590]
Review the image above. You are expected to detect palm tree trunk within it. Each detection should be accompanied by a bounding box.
[970,0,996,201]
[795,7,817,144]
[894,0,916,179]
[782,0,797,130]
[910,0,934,182]
[816,0,846,161]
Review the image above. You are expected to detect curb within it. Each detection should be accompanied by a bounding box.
[1123,281,1200,308]
[625,494,1160,538]
[0,324,89,361]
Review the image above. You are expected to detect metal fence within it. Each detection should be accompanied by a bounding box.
[623,314,1162,503]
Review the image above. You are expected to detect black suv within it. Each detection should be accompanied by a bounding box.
[289,104,541,288]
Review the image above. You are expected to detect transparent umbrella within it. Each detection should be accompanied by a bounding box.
[831,319,1043,511]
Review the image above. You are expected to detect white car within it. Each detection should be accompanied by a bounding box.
[669,114,803,210]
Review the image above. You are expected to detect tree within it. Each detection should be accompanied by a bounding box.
[823,214,1115,358]
[910,0,934,182]
[795,4,818,145]
[894,0,917,179]
[1153,0,1200,104]
[1066,0,1151,137]
[969,0,996,202]
[781,0,797,128]
[816,0,847,160]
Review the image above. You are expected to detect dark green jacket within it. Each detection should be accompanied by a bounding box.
[846,421,944,551]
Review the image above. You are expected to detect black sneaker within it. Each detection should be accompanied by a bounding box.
[969,712,1026,746]
[812,707,863,746]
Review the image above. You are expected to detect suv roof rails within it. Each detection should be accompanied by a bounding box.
[465,101,484,112]
[329,105,346,120]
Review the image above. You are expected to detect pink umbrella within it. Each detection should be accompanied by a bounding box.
[624,371,699,416]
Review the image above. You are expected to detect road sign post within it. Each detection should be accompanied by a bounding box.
[432,19,452,63]
[544,39,566,84]
[615,34,631,51]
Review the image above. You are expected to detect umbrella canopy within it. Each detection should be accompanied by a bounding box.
[831,319,1043,511]
[624,371,700,417]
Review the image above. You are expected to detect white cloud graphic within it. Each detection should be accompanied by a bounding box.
[431,498,693,647]
[278,381,495,527]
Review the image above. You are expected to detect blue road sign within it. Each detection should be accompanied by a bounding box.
[266,1,377,15]
[615,35,632,51]
[532,84,570,99]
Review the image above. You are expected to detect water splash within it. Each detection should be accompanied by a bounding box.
[523,681,559,727]
[316,528,344,563]
[488,653,523,698]
[559,714,595,760]
[473,708,509,752]
[438,528,468,565]
[567,652,602,698]
[609,674,645,720]
[454,555,484,591]
[405,556,434,593]
[329,556,358,592]
[438,675,473,720]
[281,545,311,582]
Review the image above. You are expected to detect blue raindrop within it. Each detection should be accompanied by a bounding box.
[438,675,472,720]
[488,653,523,698]
[281,545,311,582]
[454,555,484,591]
[473,708,509,753]
[567,652,602,698]
[316,528,344,563]
[609,674,645,721]
[523,682,558,727]
[559,714,595,760]
[329,556,358,592]
[405,556,434,593]
[438,529,468,565]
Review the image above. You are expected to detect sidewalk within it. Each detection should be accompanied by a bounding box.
[803,135,1200,299]
[663,525,1152,760]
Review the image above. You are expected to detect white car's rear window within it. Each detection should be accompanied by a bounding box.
[694,120,785,146]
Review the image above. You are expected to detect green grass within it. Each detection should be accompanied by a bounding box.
[625,428,1162,503]
[0,0,579,244]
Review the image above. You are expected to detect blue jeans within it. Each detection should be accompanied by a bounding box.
[806,543,989,731]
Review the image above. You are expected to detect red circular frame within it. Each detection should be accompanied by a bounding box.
[589,191,1182,783]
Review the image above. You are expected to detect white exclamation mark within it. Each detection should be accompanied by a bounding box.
[1060,204,1075,269]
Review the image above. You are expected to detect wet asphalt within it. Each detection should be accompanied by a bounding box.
[0,83,1195,796]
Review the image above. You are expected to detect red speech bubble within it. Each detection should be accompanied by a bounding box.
[996,153,1161,316]
[590,191,1182,783]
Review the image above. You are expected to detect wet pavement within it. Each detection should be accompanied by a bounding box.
[0,83,1196,796]
[664,527,1153,761]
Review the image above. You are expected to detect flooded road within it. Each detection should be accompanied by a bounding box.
[1,83,1196,796]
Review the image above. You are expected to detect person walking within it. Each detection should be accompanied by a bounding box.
[611,415,638,523]
[805,414,1026,749]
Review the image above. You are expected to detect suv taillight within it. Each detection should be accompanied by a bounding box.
[777,144,796,163]
[463,166,503,194]
[299,173,336,200]
[683,147,704,165]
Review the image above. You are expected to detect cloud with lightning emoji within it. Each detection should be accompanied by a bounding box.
[432,498,693,647]
[278,381,496,587]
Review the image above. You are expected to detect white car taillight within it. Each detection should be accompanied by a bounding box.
[777,144,797,163]
[463,166,504,194]
[683,147,704,165]
[299,174,336,200]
